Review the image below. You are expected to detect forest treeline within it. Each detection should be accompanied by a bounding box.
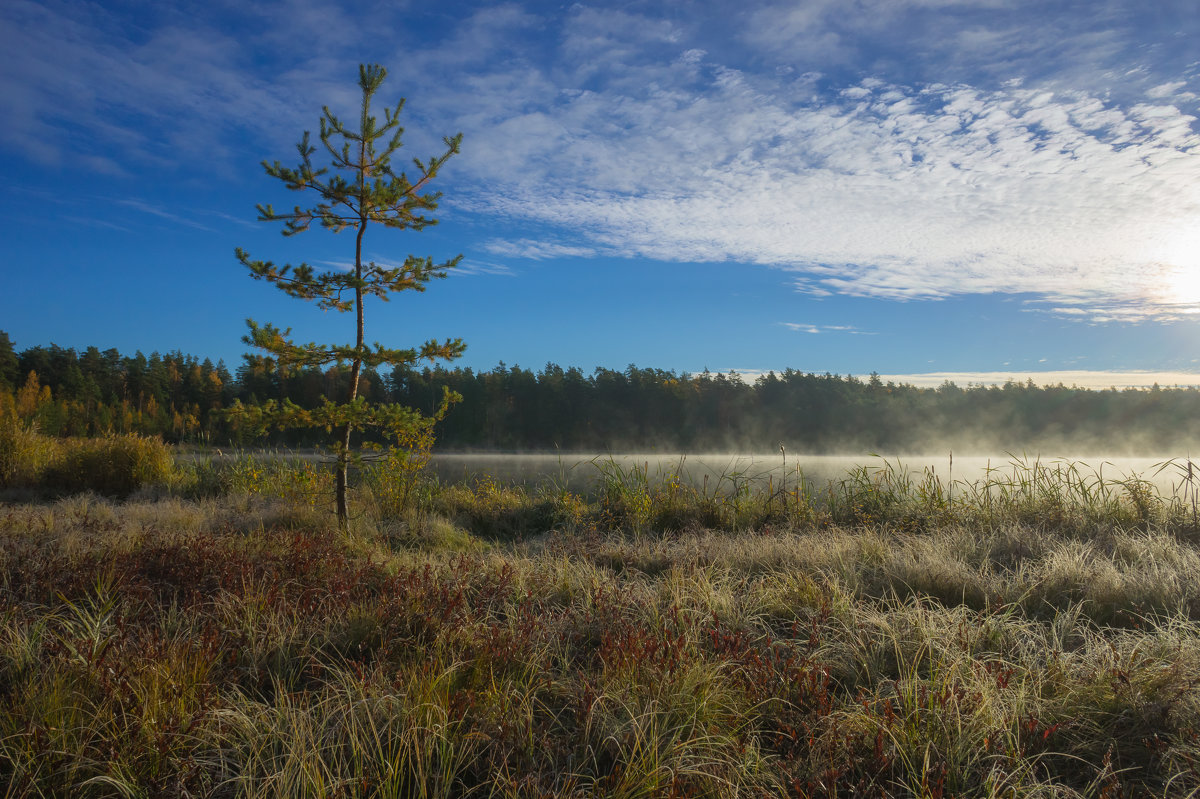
[2,332,1197,454]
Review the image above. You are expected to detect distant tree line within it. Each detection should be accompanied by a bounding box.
[2,332,1198,454]
[0,333,233,442]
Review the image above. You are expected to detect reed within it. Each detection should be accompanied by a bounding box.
[0,418,174,496]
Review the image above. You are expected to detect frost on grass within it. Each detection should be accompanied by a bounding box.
[5,459,1200,796]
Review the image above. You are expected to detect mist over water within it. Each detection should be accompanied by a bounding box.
[430,452,1195,496]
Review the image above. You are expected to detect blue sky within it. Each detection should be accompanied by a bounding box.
[3,0,1200,387]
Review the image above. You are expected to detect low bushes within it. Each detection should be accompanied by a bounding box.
[0,419,173,496]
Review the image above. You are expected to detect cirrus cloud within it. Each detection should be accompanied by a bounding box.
[457,50,1200,321]
[5,0,1200,321]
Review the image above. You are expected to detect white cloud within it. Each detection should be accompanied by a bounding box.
[1149,81,1188,99]
[482,238,597,259]
[741,0,850,65]
[781,322,871,334]
[7,0,1200,323]
[455,57,1200,321]
[455,260,515,276]
[317,260,356,273]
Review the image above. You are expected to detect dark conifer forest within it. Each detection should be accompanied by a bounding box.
[2,331,1196,454]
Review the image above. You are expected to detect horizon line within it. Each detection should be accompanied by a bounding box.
[728,369,1200,390]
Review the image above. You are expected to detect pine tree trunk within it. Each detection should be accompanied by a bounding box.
[336,421,352,526]
[335,174,369,530]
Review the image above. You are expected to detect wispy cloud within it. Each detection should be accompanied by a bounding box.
[316,260,355,273]
[197,210,261,229]
[482,238,597,259]
[449,8,1199,320]
[7,1,1199,323]
[781,322,872,334]
[456,260,515,276]
[0,0,364,173]
[64,216,133,233]
[115,199,214,231]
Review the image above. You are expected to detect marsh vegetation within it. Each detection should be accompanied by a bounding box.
[6,428,1200,796]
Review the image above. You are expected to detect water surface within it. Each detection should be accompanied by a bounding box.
[428,452,1194,497]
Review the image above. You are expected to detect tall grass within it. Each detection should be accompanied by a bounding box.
[556,453,1200,538]
[0,417,174,496]
[7,451,1200,795]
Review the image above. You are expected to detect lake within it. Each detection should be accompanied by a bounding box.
[188,448,1198,499]
[427,452,1196,498]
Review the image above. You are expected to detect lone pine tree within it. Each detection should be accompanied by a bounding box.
[230,63,464,527]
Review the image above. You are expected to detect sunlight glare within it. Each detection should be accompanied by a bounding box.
[1150,230,1200,308]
